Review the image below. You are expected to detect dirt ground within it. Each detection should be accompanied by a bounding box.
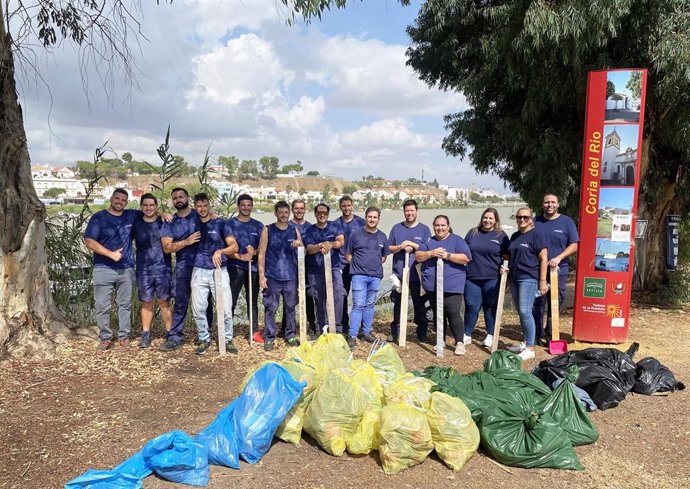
[1,304,688,489]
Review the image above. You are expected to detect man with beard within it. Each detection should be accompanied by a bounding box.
[227,194,264,343]
[335,196,365,335]
[159,187,213,352]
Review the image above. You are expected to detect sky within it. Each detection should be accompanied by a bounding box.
[15,0,507,191]
[599,187,634,210]
[607,70,639,98]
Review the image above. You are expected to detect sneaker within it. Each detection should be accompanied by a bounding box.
[463,334,472,345]
[119,338,131,349]
[226,341,238,354]
[139,333,151,349]
[277,329,285,338]
[347,336,357,349]
[286,337,300,347]
[264,340,275,351]
[159,339,181,352]
[481,334,494,348]
[507,342,526,353]
[386,334,398,343]
[518,348,536,361]
[196,340,210,355]
[361,333,377,343]
[97,339,112,351]
[252,331,265,344]
[538,337,549,347]
[454,342,466,355]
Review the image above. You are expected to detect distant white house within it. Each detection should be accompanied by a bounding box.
[52,167,76,179]
[446,187,469,201]
[601,128,636,186]
[31,165,52,178]
[32,177,86,198]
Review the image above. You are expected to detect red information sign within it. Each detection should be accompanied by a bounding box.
[572,69,648,343]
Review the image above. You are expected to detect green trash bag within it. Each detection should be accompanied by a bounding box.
[537,366,599,446]
[483,350,522,373]
[490,367,552,399]
[378,403,433,475]
[479,390,582,470]
[426,392,480,471]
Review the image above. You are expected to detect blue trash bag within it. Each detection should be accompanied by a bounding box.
[143,430,210,486]
[195,401,241,469]
[234,362,306,464]
[65,450,150,489]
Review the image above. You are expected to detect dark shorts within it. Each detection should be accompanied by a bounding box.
[137,270,172,302]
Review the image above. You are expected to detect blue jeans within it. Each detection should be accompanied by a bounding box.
[191,268,234,342]
[532,273,567,341]
[464,278,499,336]
[93,267,134,340]
[168,266,213,344]
[510,271,538,347]
[263,278,297,341]
[349,275,381,338]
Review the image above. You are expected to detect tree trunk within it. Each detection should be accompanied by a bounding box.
[0,16,70,359]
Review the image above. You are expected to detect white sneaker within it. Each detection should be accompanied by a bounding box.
[482,334,493,348]
[463,334,472,345]
[518,348,536,361]
[507,342,526,353]
[454,342,466,355]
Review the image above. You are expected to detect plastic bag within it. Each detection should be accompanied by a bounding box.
[490,367,552,399]
[633,357,686,395]
[537,367,599,446]
[65,469,144,489]
[237,360,275,395]
[348,361,384,454]
[195,401,240,469]
[308,333,352,369]
[303,369,367,456]
[368,343,406,386]
[378,403,433,475]
[142,430,209,486]
[384,373,436,411]
[479,390,582,470]
[483,350,522,373]
[426,392,480,471]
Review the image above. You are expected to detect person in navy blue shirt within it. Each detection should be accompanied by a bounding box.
[227,194,264,344]
[336,196,365,336]
[387,199,432,343]
[159,187,213,352]
[416,215,472,355]
[132,193,173,349]
[303,203,345,335]
[84,188,140,350]
[344,206,389,349]
[463,208,510,348]
[506,208,548,361]
[189,193,239,355]
[258,201,303,351]
[533,193,579,344]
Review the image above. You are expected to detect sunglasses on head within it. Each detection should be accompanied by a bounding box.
[516,215,531,221]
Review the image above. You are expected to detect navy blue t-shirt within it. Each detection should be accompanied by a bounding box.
[84,209,141,269]
[302,221,343,274]
[419,234,472,294]
[508,229,546,280]
[535,215,579,275]
[387,221,432,279]
[345,226,389,279]
[336,215,365,268]
[160,210,201,269]
[265,223,299,281]
[133,217,171,277]
[291,219,311,236]
[464,228,510,281]
[227,217,263,273]
[194,218,234,270]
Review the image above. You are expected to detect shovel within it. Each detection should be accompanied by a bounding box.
[548,266,568,355]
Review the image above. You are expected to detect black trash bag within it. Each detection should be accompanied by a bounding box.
[633,357,686,395]
[533,343,639,410]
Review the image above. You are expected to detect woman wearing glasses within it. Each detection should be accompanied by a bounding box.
[506,208,548,360]
[416,215,472,355]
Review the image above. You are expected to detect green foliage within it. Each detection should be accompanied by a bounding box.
[306,170,320,176]
[146,126,183,210]
[342,184,358,195]
[218,155,239,179]
[627,71,642,99]
[259,156,280,179]
[43,187,66,199]
[606,81,615,98]
[239,159,259,180]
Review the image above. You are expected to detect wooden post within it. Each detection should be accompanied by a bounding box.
[324,251,336,334]
[491,260,510,353]
[248,262,254,347]
[435,258,444,358]
[550,266,560,341]
[398,251,410,347]
[214,267,227,355]
[297,246,307,343]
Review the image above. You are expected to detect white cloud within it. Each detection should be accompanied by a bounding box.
[340,118,432,150]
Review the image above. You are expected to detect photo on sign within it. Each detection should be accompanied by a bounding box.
[595,238,631,272]
[611,214,633,242]
[600,124,639,187]
[605,70,642,123]
[597,187,634,238]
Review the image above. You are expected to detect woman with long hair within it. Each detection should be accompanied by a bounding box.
[463,208,510,347]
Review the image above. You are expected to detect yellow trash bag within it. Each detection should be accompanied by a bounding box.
[378,403,434,475]
[426,391,480,471]
[284,340,313,363]
[384,373,436,411]
[275,359,328,445]
[368,343,406,386]
[347,361,385,454]
[303,368,367,456]
[308,333,351,369]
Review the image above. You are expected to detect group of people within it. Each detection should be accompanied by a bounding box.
[84,188,578,360]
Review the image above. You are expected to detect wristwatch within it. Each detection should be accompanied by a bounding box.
[446,252,451,260]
